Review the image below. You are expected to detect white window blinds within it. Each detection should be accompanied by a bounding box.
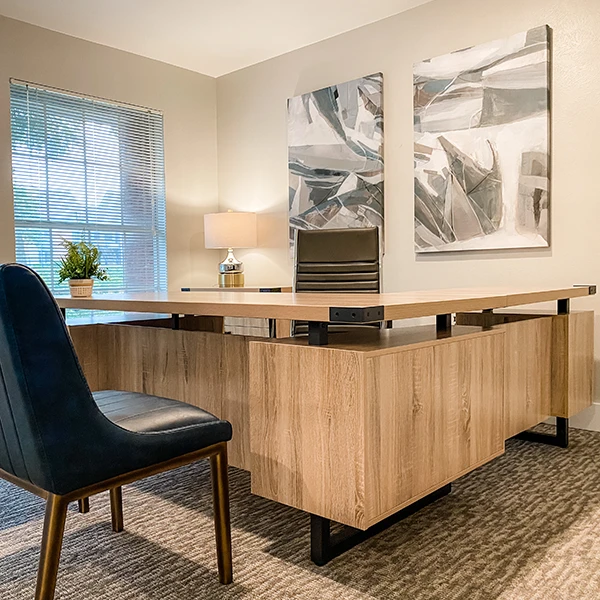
[10,81,167,295]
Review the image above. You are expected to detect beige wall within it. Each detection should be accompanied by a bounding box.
[0,15,219,290]
[217,0,599,297]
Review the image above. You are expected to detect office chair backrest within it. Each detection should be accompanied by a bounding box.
[293,228,381,335]
[295,227,381,293]
[0,263,99,492]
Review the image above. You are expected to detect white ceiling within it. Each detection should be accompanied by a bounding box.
[0,0,433,77]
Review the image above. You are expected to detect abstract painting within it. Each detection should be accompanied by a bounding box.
[288,73,384,250]
[414,26,550,252]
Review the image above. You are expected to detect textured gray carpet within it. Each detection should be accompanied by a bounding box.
[2,428,600,599]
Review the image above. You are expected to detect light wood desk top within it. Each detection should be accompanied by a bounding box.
[55,285,595,322]
[181,286,293,293]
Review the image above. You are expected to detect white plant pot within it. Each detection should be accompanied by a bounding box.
[69,279,94,298]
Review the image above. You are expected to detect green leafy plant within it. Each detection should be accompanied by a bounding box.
[57,240,109,283]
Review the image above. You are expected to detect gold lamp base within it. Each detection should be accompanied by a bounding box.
[219,272,244,288]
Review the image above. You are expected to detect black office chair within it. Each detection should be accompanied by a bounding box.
[292,227,385,335]
[0,263,233,600]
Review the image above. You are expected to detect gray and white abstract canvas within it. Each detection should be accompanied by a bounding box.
[288,73,384,250]
[414,26,550,252]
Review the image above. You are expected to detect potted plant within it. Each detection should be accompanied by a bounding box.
[57,240,109,298]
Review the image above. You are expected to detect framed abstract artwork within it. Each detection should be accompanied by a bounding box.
[288,73,384,252]
[414,26,551,252]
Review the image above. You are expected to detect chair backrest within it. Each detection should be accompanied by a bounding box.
[0,263,100,493]
[293,228,381,334]
[294,227,381,293]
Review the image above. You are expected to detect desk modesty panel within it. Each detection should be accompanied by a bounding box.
[56,285,595,322]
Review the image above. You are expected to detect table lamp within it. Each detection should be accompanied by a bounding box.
[204,211,257,287]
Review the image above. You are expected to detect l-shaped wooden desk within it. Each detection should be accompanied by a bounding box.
[56,286,596,565]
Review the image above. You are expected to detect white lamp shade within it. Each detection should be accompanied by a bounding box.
[204,212,257,249]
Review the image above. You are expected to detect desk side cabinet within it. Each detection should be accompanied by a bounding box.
[249,327,505,530]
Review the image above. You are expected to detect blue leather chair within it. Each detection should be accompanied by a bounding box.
[0,264,233,600]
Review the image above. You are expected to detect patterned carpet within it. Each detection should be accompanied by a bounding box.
[2,428,600,600]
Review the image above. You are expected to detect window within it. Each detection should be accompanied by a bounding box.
[9,81,167,296]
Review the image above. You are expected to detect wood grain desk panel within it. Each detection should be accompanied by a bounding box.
[70,324,253,470]
[364,332,504,526]
[502,318,552,439]
[258,324,495,355]
[250,342,367,528]
[56,285,593,322]
[551,311,595,418]
[250,328,505,529]
[456,311,594,425]
[69,325,101,391]
[454,314,555,439]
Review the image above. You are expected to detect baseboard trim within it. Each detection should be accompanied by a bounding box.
[545,403,600,433]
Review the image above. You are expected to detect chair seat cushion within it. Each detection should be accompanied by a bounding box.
[50,389,232,494]
[94,390,223,434]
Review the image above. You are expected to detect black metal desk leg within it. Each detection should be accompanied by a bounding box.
[436,314,452,337]
[514,297,571,448]
[310,516,331,566]
[482,308,494,330]
[308,322,329,346]
[556,417,569,447]
[558,298,570,315]
[172,314,180,330]
[310,484,451,566]
[514,417,569,448]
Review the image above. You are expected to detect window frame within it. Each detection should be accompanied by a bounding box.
[9,79,168,297]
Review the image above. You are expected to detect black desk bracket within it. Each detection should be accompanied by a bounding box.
[329,306,384,323]
[308,305,385,346]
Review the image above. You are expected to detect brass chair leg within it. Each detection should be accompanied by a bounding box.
[35,494,69,600]
[78,497,90,514]
[210,446,232,584]
[109,487,124,532]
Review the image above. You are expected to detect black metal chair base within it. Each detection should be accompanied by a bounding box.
[310,483,452,566]
[514,417,569,448]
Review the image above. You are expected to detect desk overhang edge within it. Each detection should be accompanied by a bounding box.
[55,296,332,321]
[382,285,596,322]
[55,285,596,324]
